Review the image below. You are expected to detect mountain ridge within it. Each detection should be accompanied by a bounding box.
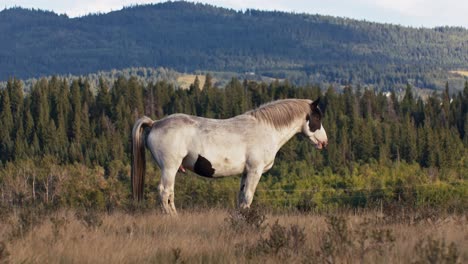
[1,2,468,90]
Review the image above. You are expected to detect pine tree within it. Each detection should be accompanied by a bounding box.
[81,102,91,145]
[401,114,417,162]
[386,89,399,120]
[401,83,415,116]
[191,75,201,91]
[7,78,24,128]
[461,81,468,140]
[70,80,82,143]
[23,97,35,145]
[114,96,132,149]
[54,80,70,159]
[424,121,439,167]
[378,124,391,166]
[127,76,144,119]
[440,82,451,128]
[225,78,245,116]
[0,89,14,161]
[80,79,94,107]
[35,81,54,153]
[43,118,58,155]
[203,73,213,90]
[360,118,375,162]
[464,113,468,146]
[96,77,112,116]
[338,119,352,168]
[13,120,26,159]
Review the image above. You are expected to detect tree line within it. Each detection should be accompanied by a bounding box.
[0,76,466,211]
[1,75,467,168]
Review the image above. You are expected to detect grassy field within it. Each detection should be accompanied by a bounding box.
[176,74,208,90]
[0,208,466,263]
[450,70,468,77]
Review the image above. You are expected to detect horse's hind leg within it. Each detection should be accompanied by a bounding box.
[158,166,178,215]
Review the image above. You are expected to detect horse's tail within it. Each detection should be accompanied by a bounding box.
[131,116,155,201]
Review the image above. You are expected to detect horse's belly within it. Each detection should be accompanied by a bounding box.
[182,150,245,177]
[211,158,245,176]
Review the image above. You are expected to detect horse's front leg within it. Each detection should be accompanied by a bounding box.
[238,168,262,209]
[238,172,247,208]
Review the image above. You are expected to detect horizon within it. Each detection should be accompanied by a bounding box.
[2,0,468,29]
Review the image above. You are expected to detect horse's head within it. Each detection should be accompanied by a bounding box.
[302,97,328,149]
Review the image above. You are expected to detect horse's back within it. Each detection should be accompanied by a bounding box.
[147,113,263,176]
[152,114,197,130]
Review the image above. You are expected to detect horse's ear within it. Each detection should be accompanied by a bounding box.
[311,97,320,109]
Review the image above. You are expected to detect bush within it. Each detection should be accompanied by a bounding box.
[0,241,9,263]
[316,215,395,263]
[242,219,307,260]
[75,209,103,229]
[414,236,460,264]
[226,206,267,232]
[9,205,47,240]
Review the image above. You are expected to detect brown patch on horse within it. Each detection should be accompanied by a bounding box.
[194,155,215,177]
[307,98,323,132]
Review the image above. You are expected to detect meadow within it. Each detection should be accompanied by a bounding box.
[0,207,466,263]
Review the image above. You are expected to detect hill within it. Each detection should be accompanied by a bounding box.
[1,1,468,90]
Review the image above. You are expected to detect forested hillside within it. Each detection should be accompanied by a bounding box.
[0,76,466,211]
[1,2,468,90]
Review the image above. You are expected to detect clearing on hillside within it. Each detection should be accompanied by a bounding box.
[177,74,210,89]
[450,70,468,77]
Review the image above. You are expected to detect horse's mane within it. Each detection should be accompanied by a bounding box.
[246,99,311,129]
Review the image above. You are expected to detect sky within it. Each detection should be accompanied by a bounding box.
[2,0,468,28]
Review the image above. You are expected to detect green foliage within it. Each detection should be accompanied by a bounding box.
[0,89,14,161]
[0,75,466,212]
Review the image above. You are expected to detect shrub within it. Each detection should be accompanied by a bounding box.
[318,215,351,263]
[172,247,184,264]
[9,205,47,240]
[0,241,9,263]
[317,215,395,263]
[49,214,68,242]
[75,209,103,229]
[226,206,267,232]
[414,236,460,264]
[245,219,307,259]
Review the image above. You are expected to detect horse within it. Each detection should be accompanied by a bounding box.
[131,98,328,215]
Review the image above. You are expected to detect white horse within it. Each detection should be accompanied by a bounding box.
[131,98,328,215]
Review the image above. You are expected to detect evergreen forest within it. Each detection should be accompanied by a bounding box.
[1,2,468,91]
[0,75,466,212]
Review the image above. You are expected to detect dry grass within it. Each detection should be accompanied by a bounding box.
[450,70,468,77]
[177,74,210,90]
[0,209,466,263]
